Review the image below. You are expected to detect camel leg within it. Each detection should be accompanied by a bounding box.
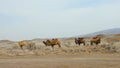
[96,42,99,45]
[58,44,61,48]
[51,45,54,49]
[78,43,81,46]
[83,42,85,46]
[91,42,93,45]
[20,45,23,49]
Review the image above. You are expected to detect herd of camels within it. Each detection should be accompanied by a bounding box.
[18,36,101,49]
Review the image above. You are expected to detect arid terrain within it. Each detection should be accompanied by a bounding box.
[0,54,120,68]
[0,34,120,68]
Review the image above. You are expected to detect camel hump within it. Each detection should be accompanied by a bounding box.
[78,37,84,40]
[93,36,101,39]
[19,41,26,45]
[93,36,97,39]
[46,39,51,42]
[52,38,58,41]
[51,38,60,43]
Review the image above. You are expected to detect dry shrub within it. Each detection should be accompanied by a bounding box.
[106,37,120,43]
[0,40,120,57]
[111,43,120,53]
[97,43,118,53]
[12,45,19,49]
[26,42,36,50]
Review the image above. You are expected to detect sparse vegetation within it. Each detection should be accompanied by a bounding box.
[0,34,120,68]
[0,34,120,56]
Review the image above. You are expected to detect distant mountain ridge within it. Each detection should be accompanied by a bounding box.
[79,28,120,37]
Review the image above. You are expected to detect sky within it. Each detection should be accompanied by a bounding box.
[0,0,120,41]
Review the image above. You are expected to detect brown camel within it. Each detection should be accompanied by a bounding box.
[75,37,85,45]
[43,38,61,48]
[90,36,101,45]
[18,41,27,49]
[18,41,36,50]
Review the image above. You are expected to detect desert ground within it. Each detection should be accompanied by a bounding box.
[0,34,120,68]
[0,54,120,68]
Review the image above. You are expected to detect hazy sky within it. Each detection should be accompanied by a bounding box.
[0,0,120,41]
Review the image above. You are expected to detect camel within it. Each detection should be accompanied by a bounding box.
[18,41,27,49]
[43,38,61,48]
[18,41,35,50]
[90,36,101,45]
[75,37,85,45]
